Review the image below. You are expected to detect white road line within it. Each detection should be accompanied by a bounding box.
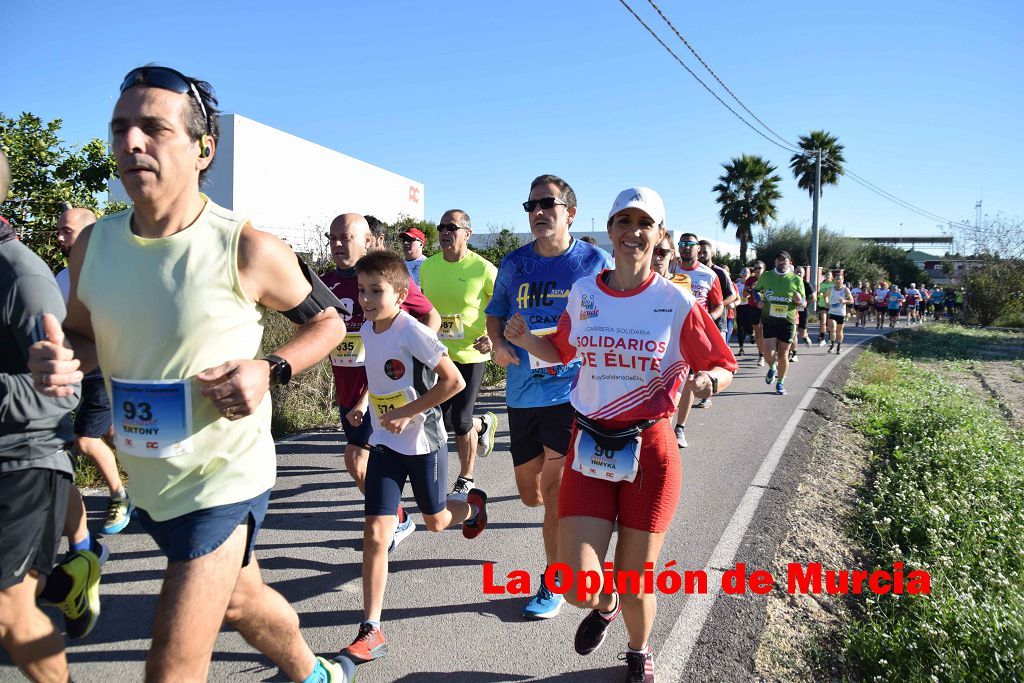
[657,330,885,680]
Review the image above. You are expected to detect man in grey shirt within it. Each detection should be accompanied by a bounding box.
[0,149,100,680]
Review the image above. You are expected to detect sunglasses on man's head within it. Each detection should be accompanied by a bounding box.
[119,66,212,134]
[522,197,568,212]
[438,223,464,233]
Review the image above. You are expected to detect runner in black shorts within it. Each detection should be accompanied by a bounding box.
[485,174,611,619]
[419,209,499,498]
[2,163,103,679]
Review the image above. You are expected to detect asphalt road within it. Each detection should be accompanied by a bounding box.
[1,325,890,682]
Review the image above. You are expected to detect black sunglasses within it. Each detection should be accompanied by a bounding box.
[120,66,212,134]
[438,223,464,233]
[653,248,674,258]
[522,197,568,212]
[400,236,419,243]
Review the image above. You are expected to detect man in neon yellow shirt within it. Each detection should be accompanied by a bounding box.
[419,210,498,496]
[29,65,352,683]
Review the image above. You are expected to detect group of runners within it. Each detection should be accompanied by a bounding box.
[0,63,955,683]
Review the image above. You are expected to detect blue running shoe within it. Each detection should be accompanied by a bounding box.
[103,494,134,535]
[523,575,564,620]
[776,380,786,395]
[765,365,776,384]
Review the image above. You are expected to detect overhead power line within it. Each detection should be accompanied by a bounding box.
[615,0,802,155]
[617,0,975,231]
[645,0,796,151]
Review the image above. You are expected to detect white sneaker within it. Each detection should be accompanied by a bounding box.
[388,516,416,553]
[674,425,687,448]
[451,476,474,498]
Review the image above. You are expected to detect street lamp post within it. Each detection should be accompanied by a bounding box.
[809,150,822,314]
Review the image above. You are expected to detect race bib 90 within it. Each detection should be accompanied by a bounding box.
[571,429,640,483]
[110,378,193,459]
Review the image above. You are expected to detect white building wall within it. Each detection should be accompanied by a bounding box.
[110,114,424,253]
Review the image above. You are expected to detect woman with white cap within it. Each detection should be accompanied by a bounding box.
[504,187,736,682]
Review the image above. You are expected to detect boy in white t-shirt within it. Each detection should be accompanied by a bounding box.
[338,250,488,666]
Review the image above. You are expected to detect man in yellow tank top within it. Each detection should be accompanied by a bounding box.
[29,66,353,683]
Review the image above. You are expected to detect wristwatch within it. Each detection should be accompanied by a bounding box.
[264,354,292,387]
[701,371,719,395]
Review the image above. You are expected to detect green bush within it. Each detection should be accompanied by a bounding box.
[843,346,1024,680]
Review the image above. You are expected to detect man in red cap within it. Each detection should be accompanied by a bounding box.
[401,228,427,286]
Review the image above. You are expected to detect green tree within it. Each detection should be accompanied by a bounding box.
[476,227,521,267]
[753,221,862,271]
[855,243,928,286]
[386,215,439,257]
[958,256,1024,326]
[1,112,118,270]
[789,130,845,198]
[711,154,782,264]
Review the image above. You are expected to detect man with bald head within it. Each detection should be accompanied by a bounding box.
[321,213,440,551]
[55,206,134,535]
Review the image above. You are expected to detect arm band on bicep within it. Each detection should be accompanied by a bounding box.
[282,256,351,324]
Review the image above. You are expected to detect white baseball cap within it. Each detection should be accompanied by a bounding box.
[608,187,665,227]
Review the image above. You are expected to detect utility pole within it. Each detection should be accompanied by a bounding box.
[809,150,822,315]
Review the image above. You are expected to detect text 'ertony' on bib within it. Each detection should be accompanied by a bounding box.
[110,378,194,459]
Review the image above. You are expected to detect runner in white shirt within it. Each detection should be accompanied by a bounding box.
[671,233,723,447]
[340,250,487,665]
[826,277,854,354]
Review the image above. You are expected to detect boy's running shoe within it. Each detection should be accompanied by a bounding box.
[463,489,488,539]
[341,622,388,663]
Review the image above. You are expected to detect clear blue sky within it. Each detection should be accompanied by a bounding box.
[6,0,1022,246]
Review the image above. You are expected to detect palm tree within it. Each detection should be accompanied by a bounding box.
[789,130,846,198]
[712,154,782,264]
